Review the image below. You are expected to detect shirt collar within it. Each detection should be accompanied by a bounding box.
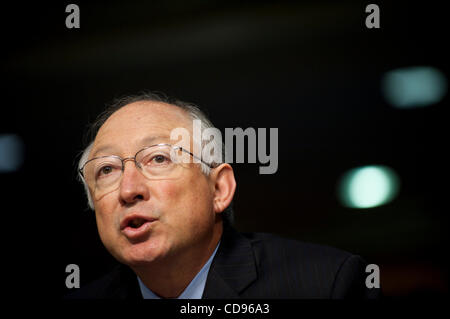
[137,241,220,299]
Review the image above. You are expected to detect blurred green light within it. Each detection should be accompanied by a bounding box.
[338,165,400,209]
[382,66,447,108]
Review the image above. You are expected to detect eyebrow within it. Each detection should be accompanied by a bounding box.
[91,135,170,158]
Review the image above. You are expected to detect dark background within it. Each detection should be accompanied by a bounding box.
[1,1,447,299]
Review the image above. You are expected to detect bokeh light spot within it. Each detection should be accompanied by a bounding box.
[382,66,447,108]
[0,134,25,173]
[338,165,400,209]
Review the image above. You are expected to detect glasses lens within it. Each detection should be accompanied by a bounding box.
[81,145,194,199]
[136,145,188,179]
[83,156,123,195]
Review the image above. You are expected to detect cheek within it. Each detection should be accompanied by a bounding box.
[156,177,212,219]
[158,176,210,204]
[93,199,118,238]
[154,180,188,213]
[156,180,181,198]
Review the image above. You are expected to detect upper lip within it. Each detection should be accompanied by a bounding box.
[120,214,157,230]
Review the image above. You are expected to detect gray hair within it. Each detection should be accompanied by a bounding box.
[78,91,234,225]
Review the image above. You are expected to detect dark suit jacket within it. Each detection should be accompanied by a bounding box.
[66,224,381,299]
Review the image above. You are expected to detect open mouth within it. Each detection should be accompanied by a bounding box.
[128,217,148,229]
[121,215,156,232]
[120,215,156,239]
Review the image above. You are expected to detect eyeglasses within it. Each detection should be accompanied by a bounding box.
[79,143,215,199]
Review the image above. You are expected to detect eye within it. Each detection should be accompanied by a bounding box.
[150,154,170,165]
[96,165,118,178]
[139,149,173,167]
[100,166,113,175]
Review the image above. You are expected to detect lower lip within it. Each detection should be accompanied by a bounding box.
[121,221,155,239]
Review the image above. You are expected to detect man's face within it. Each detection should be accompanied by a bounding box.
[89,101,218,267]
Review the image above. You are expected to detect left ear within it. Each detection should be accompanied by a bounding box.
[210,163,236,214]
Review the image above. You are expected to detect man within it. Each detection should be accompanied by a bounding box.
[67,92,381,299]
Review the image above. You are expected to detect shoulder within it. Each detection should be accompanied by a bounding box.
[243,231,354,266]
[235,231,376,298]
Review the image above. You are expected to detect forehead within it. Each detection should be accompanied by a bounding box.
[92,101,192,156]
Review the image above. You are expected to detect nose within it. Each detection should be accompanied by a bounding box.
[118,159,150,206]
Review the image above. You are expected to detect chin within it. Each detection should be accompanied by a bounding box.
[120,241,165,267]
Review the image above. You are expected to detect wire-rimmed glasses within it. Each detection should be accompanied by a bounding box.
[79,143,215,199]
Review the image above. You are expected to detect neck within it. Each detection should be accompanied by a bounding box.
[132,221,223,298]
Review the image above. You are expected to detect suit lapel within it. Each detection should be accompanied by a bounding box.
[202,224,257,299]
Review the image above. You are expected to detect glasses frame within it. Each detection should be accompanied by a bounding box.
[78,143,216,180]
